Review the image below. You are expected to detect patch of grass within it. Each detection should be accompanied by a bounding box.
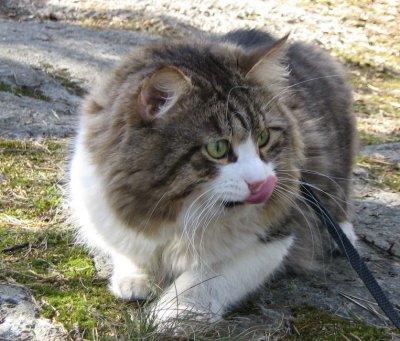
[357,155,400,191]
[336,61,400,147]
[346,65,400,146]
[299,1,400,147]
[40,63,86,97]
[0,81,50,101]
[0,139,133,339]
[0,140,65,223]
[300,0,399,73]
[290,305,392,340]
[0,227,132,339]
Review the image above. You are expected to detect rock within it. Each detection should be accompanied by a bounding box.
[0,17,155,139]
[353,166,368,177]
[0,281,68,341]
[360,143,400,165]
[93,253,113,279]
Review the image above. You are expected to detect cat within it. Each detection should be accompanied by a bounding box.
[68,29,357,326]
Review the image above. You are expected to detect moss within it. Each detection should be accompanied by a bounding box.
[0,81,50,101]
[0,227,132,339]
[290,305,391,340]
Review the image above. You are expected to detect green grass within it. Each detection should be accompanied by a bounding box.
[0,140,64,222]
[0,140,133,339]
[0,226,134,339]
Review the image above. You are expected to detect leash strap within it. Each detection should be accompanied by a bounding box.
[300,181,400,329]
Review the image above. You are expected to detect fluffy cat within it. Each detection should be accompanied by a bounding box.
[68,29,357,325]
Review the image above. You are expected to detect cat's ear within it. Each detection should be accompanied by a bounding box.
[243,34,289,86]
[138,66,192,121]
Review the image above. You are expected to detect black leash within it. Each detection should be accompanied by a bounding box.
[300,181,400,330]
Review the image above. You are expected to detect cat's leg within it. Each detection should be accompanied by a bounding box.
[154,235,293,326]
[109,251,151,300]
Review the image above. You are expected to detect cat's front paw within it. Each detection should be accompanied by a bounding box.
[109,273,151,300]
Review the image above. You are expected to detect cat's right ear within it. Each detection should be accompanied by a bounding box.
[138,66,192,121]
[241,34,289,89]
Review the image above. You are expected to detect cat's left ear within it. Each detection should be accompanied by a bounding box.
[138,66,192,121]
[243,34,289,86]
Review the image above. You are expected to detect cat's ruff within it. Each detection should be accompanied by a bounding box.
[68,28,357,328]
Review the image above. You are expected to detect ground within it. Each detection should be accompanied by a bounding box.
[0,0,399,340]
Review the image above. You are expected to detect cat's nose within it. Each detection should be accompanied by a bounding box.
[247,180,266,193]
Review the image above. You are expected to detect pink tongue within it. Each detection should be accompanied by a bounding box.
[245,176,277,204]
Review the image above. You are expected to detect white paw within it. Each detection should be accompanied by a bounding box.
[108,273,151,300]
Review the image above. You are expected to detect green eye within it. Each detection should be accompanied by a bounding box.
[206,139,229,159]
[257,129,270,148]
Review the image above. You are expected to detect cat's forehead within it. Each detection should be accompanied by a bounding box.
[191,86,274,141]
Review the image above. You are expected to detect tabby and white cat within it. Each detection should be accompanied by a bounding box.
[68,29,357,324]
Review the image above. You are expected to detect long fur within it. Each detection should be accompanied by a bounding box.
[68,29,357,326]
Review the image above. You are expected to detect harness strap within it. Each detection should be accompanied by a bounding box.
[300,181,400,330]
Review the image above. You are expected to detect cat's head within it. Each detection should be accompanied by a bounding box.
[81,35,304,234]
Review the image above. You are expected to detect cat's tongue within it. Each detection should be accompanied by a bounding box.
[245,176,277,204]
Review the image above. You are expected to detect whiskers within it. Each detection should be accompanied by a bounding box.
[278,168,351,216]
[274,169,352,270]
[181,186,225,267]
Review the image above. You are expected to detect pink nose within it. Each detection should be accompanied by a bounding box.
[247,180,265,193]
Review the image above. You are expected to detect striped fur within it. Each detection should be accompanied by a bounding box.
[68,29,356,326]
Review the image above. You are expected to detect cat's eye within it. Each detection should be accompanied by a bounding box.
[257,129,270,148]
[206,139,229,159]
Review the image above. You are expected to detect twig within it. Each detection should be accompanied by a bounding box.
[340,292,390,325]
